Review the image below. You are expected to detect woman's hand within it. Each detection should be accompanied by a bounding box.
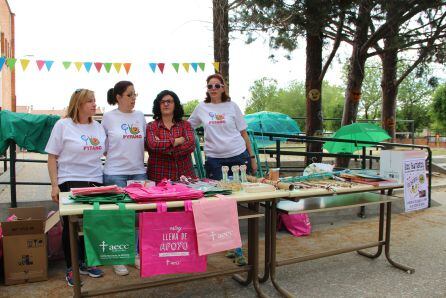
[251,158,258,175]
[174,137,185,147]
[51,185,60,203]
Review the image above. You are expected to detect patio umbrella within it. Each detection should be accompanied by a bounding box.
[244,111,301,147]
[323,122,391,153]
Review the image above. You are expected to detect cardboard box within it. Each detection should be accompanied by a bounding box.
[380,150,426,183]
[1,207,59,285]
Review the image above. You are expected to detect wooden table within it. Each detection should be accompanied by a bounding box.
[261,184,415,297]
[59,190,289,297]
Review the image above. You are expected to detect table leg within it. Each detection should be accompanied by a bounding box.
[69,216,82,298]
[358,203,384,258]
[259,201,271,283]
[270,199,295,298]
[384,202,415,274]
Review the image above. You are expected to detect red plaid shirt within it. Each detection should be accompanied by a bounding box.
[146,119,196,182]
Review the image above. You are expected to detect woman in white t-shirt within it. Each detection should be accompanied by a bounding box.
[103,81,146,276]
[188,74,257,266]
[46,89,106,286]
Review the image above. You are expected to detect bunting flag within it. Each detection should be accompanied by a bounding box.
[0,56,222,75]
[113,63,122,73]
[104,63,112,73]
[213,62,220,72]
[20,59,30,71]
[62,61,72,69]
[182,63,190,73]
[6,58,17,69]
[84,62,93,72]
[157,63,165,73]
[0,56,5,71]
[74,62,83,71]
[45,60,54,71]
[123,63,131,74]
[191,62,198,72]
[36,60,45,71]
[149,63,157,73]
[172,63,180,73]
[94,62,103,72]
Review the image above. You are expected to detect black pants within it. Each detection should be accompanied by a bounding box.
[59,181,102,269]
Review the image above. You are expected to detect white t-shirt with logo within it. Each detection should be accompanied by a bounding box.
[102,109,146,175]
[188,101,247,158]
[45,118,106,185]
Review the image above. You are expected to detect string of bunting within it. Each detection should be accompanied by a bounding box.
[0,57,221,75]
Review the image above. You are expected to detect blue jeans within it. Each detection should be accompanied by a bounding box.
[103,173,148,187]
[205,150,252,180]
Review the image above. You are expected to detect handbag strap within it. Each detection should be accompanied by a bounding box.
[93,202,100,210]
[184,200,192,211]
[156,202,168,213]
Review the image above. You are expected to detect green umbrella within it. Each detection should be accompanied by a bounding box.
[323,123,391,153]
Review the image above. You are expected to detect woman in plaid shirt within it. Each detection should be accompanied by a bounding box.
[146,90,196,182]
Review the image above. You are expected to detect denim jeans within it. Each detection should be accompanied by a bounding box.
[103,173,148,187]
[205,150,252,180]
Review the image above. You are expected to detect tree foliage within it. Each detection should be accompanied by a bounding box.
[432,83,446,128]
[182,99,200,116]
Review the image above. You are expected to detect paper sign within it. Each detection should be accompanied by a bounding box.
[403,158,428,212]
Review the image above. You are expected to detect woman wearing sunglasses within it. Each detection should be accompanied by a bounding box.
[46,89,105,286]
[146,90,196,182]
[188,74,258,266]
[102,81,147,276]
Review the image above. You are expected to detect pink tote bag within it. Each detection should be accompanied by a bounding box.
[192,197,242,256]
[278,213,311,237]
[139,201,206,278]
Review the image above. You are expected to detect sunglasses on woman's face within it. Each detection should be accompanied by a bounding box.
[207,83,224,90]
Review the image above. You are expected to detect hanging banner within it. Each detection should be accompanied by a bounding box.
[148,63,157,73]
[94,62,103,72]
[403,158,428,212]
[45,60,54,71]
[62,61,72,69]
[172,63,180,73]
[123,63,131,74]
[182,63,190,73]
[36,60,45,71]
[20,59,30,71]
[0,56,5,71]
[84,62,93,72]
[104,63,112,73]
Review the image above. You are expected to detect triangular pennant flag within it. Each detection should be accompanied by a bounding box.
[94,62,103,72]
[84,62,92,72]
[36,60,45,71]
[213,62,220,72]
[198,62,205,71]
[104,63,112,73]
[191,63,198,72]
[74,62,83,71]
[172,63,180,73]
[182,63,190,73]
[149,63,157,73]
[6,58,17,69]
[157,63,165,73]
[45,60,54,71]
[0,56,5,71]
[62,61,72,69]
[20,59,30,71]
[123,63,131,74]
[113,63,122,73]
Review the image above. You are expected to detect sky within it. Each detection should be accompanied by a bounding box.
[7,0,348,113]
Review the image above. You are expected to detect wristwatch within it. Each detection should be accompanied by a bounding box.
[250,155,256,159]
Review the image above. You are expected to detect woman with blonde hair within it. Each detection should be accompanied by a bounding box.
[46,88,106,286]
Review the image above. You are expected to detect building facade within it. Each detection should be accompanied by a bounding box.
[0,0,15,111]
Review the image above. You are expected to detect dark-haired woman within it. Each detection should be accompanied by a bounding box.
[102,81,146,276]
[188,74,257,266]
[146,90,196,182]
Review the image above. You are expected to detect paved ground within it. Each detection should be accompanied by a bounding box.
[0,153,445,297]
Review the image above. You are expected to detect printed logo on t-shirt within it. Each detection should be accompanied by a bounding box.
[208,112,226,125]
[121,123,143,139]
[81,135,103,151]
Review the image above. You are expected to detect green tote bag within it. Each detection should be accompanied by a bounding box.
[83,202,135,266]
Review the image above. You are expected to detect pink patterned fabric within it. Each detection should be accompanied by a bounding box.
[71,185,124,196]
[124,180,204,202]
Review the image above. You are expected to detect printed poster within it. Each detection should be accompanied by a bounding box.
[403,158,428,212]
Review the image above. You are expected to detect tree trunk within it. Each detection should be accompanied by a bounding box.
[213,0,230,88]
[337,1,372,168]
[305,32,323,164]
[381,4,401,142]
